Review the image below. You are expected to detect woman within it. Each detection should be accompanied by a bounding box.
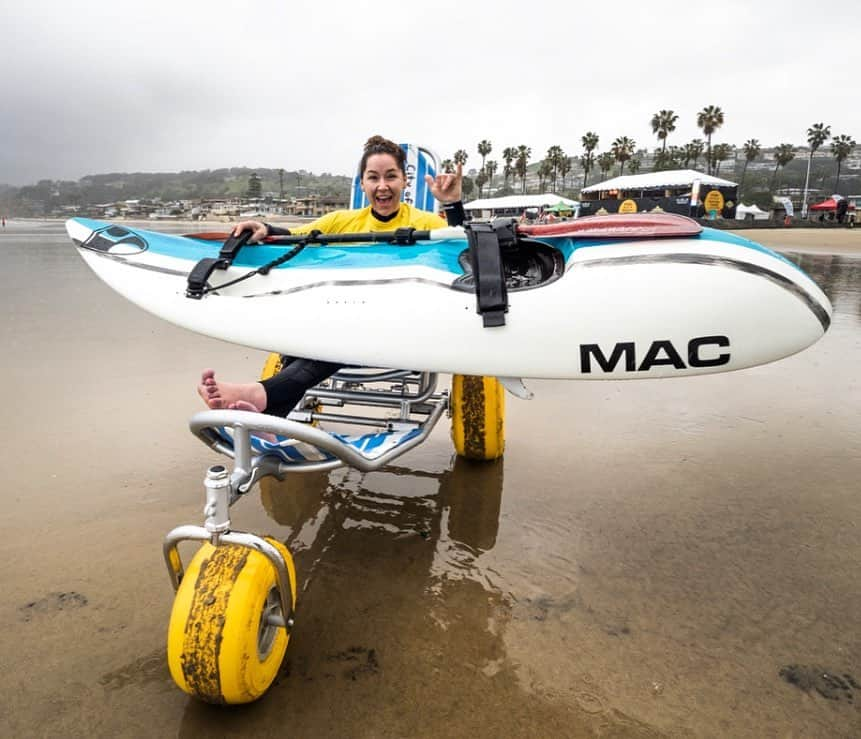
[198,135,464,416]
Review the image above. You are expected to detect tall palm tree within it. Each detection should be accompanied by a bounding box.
[581,132,599,188]
[651,109,679,152]
[831,134,856,194]
[684,139,705,170]
[477,140,492,173]
[696,105,724,175]
[597,152,615,179]
[484,159,497,193]
[475,169,488,198]
[501,147,517,187]
[515,145,531,193]
[558,156,572,191]
[538,159,554,193]
[739,139,760,196]
[667,145,684,168]
[453,149,468,167]
[802,123,831,215]
[610,136,636,176]
[711,143,734,176]
[546,145,564,191]
[771,143,796,188]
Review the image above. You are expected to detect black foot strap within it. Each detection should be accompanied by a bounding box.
[465,220,514,327]
[186,229,254,299]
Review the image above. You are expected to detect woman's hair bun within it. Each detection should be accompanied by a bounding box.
[364,135,396,152]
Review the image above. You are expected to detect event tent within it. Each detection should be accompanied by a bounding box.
[581,169,737,194]
[810,197,855,211]
[465,193,578,211]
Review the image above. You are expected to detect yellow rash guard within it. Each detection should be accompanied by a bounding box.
[289,203,446,235]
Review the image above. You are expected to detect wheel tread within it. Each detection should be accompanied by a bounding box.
[180,546,249,704]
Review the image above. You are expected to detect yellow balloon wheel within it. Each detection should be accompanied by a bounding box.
[167,538,297,704]
[260,352,285,381]
[450,375,505,460]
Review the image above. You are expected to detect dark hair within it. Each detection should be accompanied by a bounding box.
[359,135,406,176]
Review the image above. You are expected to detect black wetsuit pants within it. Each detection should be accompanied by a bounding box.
[260,357,344,417]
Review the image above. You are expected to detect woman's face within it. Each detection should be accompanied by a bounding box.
[361,153,406,216]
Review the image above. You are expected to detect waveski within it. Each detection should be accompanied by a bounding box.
[65,214,831,379]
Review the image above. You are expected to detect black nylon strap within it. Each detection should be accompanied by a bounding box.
[466,221,512,327]
[186,229,253,299]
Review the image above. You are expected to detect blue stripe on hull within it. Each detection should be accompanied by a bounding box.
[71,217,798,278]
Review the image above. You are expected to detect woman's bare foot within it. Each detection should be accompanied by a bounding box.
[197,368,267,411]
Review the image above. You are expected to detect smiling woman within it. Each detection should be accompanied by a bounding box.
[198,135,466,418]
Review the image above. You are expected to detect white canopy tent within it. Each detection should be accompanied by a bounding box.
[581,169,737,194]
[464,193,579,218]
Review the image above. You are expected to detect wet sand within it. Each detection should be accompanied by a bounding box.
[1,221,860,737]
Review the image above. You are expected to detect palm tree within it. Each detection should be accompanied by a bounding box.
[597,152,615,179]
[538,159,554,192]
[501,147,517,187]
[546,145,564,191]
[771,143,796,188]
[831,134,856,194]
[515,145,531,193]
[610,136,636,176]
[558,156,572,191]
[453,149,469,167]
[711,143,734,176]
[475,169,488,198]
[696,105,724,175]
[739,139,760,196]
[477,139,492,173]
[654,145,683,171]
[441,158,454,174]
[667,145,684,168]
[651,109,679,152]
[802,123,831,215]
[628,158,641,175]
[684,139,705,170]
[484,159,497,193]
[581,132,599,188]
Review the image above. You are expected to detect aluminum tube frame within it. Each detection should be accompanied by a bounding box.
[189,397,448,473]
[163,525,295,631]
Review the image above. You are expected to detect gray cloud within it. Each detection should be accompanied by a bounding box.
[2,0,858,185]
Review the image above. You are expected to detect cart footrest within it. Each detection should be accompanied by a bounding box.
[214,424,423,465]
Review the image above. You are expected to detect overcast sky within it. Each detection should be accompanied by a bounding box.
[2,0,857,185]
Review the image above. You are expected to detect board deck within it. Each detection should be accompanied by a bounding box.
[66,217,831,379]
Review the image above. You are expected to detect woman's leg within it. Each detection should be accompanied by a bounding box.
[260,358,345,416]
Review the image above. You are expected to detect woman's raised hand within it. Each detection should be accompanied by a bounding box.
[425,161,463,204]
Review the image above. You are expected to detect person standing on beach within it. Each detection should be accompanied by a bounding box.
[198,135,464,417]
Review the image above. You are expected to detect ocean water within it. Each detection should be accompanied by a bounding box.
[1,220,860,737]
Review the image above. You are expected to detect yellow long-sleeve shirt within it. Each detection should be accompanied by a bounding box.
[290,203,445,235]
